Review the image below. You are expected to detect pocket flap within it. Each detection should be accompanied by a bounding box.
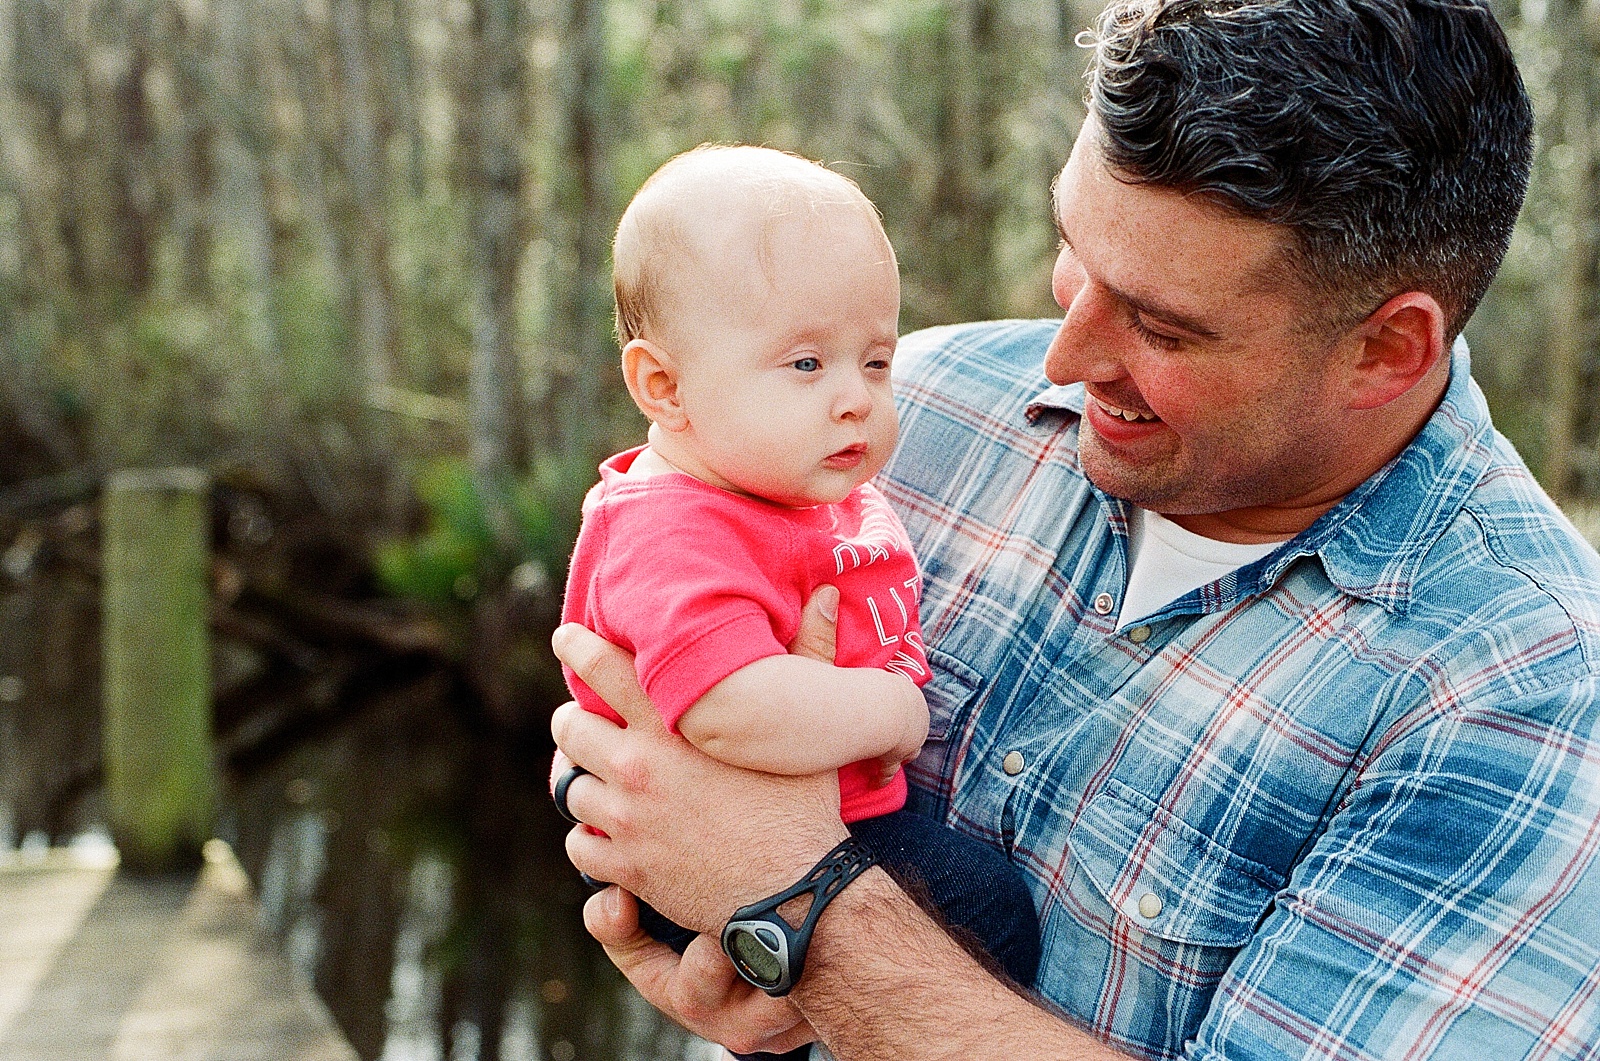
[922,647,983,741]
[1066,779,1282,948]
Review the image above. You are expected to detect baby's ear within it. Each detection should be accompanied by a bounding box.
[621,338,687,430]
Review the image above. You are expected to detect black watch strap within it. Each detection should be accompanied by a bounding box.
[720,836,877,996]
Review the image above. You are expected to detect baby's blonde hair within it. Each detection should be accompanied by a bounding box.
[612,144,888,346]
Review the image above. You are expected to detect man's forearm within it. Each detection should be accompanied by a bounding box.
[796,870,1128,1061]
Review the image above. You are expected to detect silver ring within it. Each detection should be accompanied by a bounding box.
[553,764,588,824]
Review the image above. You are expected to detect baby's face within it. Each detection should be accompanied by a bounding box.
[662,203,901,508]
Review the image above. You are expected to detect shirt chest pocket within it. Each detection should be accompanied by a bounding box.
[1035,781,1287,1047]
[903,648,985,821]
[922,647,985,743]
[1065,778,1284,949]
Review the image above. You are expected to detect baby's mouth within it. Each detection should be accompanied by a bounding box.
[824,443,868,467]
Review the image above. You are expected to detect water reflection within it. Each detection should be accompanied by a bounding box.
[0,499,722,1061]
[218,684,715,1061]
[0,682,716,1060]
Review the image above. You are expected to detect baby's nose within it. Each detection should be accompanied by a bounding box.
[834,374,875,418]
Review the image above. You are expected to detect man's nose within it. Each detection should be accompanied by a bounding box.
[1044,280,1126,387]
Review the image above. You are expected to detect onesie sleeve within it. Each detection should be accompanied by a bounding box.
[588,487,801,730]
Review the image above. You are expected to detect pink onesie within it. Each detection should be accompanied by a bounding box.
[561,446,931,823]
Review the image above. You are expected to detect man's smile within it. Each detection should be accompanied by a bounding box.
[1090,395,1159,423]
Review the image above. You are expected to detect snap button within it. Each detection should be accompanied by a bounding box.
[1002,751,1025,776]
[1137,892,1163,919]
[1129,625,1151,644]
[1093,592,1115,615]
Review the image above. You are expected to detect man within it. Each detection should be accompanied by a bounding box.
[553,1,1600,1058]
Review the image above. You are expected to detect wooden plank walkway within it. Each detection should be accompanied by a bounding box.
[0,840,358,1061]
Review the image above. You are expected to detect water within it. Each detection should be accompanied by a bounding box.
[216,686,715,1061]
[0,676,716,1061]
[0,490,728,1060]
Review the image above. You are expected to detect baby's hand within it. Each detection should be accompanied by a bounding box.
[871,685,930,788]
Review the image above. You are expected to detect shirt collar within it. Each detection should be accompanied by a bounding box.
[1020,336,1493,615]
[1289,335,1493,614]
[1025,382,1085,422]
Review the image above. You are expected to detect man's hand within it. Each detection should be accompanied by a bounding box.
[552,587,847,1051]
[786,583,839,663]
[552,590,848,931]
[788,582,928,788]
[584,883,819,1054]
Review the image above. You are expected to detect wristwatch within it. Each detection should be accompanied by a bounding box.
[720,836,877,996]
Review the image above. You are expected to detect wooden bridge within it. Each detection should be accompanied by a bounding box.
[0,840,357,1061]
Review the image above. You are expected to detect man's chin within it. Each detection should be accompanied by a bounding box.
[1079,445,1181,510]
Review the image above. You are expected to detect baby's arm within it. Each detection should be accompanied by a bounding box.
[676,655,928,779]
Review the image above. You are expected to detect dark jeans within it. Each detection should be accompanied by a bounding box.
[600,808,1042,1061]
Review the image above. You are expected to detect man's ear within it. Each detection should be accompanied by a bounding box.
[622,338,688,431]
[1346,291,1448,411]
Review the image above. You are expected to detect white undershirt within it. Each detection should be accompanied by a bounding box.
[1119,508,1283,626]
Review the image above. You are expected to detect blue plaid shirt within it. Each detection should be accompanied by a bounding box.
[880,320,1600,1061]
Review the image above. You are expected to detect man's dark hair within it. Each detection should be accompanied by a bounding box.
[1084,0,1535,338]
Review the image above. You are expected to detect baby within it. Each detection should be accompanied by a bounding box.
[559,146,1039,1042]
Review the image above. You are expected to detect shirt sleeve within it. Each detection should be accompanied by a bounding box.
[1186,677,1600,1061]
[588,488,802,730]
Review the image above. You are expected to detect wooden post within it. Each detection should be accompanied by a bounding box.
[102,468,214,872]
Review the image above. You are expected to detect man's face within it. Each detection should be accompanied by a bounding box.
[1045,122,1371,539]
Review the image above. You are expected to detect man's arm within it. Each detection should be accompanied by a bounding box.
[552,621,1131,1060]
[677,654,927,778]
[580,856,1124,1060]
[560,607,1600,1060]
[797,870,1116,1060]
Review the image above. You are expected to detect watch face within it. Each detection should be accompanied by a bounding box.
[721,837,875,998]
[727,922,787,988]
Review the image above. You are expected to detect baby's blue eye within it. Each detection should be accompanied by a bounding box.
[791,357,821,373]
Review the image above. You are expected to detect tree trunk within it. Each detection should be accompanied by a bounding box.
[462,0,532,525]
[1545,0,1600,502]
[549,0,614,470]
[333,0,407,526]
[163,0,216,299]
[929,0,1002,323]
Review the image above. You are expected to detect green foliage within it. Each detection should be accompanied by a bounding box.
[0,0,1594,555]
[374,462,496,608]
[272,262,352,415]
[391,191,477,395]
[373,456,591,610]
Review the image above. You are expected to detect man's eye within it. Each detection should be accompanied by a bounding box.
[792,357,821,372]
[1129,313,1182,352]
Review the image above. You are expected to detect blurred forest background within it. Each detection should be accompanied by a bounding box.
[0,1,1597,1060]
